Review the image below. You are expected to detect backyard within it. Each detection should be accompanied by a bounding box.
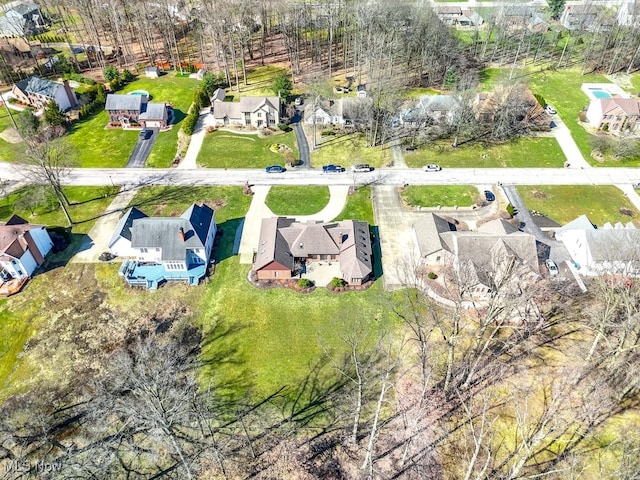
[197,130,298,168]
[517,185,640,226]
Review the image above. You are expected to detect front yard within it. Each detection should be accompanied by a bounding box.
[517,185,640,226]
[310,132,391,168]
[197,130,298,168]
[265,186,330,215]
[401,185,480,207]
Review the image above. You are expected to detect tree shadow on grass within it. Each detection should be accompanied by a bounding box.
[371,225,383,280]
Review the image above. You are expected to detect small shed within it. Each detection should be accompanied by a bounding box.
[356,84,367,98]
[145,66,160,78]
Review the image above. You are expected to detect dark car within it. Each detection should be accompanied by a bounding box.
[139,128,151,139]
[322,164,345,173]
[265,165,285,173]
[484,190,496,202]
[72,47,84,54]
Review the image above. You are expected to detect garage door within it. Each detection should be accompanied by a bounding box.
[145,121,161,128]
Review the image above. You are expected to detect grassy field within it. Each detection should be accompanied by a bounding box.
[197,130,298,168]
[404,137,565,168]
[517,185,640,226]
[401,185,480,207]
[231,65,291,98]
[311,132,391,168]
[67,74,199,168]
[0,186,116,233]
[265,186,330,215]
[0,111,26,163]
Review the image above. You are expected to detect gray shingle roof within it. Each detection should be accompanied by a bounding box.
[413,213,454,257]
[15,76,59,99]
[105,93,144,112]
[212,96,280,121]
[108,207,147,249]
[139,102,167,120]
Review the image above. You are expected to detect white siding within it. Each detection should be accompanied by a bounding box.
[109,237,137,258]
[134,247,162,262]
[54,86,73,111]
[30,227,53,259]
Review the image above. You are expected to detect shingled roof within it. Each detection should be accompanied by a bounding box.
[105,93,144,112]
[14,76,59,99]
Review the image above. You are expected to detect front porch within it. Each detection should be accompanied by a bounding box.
[119,260,207,290]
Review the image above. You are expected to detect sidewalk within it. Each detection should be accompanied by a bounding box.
[71,186,140,263]
[177,109,215,169]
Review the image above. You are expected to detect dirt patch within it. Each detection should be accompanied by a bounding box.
[619,208,634,217]
[0,127,23,144]
[532,190,548,199]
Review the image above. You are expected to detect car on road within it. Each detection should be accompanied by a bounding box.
[423,164,442,172]
[484,190,496,202]
[322,164,345,173]
[72,47,84,54]
[351,164,373,173]
[265,165,286,173]
[545,259,559,276]
[544,104,557,115]
[139,128,152,139]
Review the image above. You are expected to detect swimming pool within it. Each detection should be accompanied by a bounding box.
[592,90,612,99]
[128,89,150,98]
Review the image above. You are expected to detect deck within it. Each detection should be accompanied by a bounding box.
[0,277,29,297]
[119,260,207,289]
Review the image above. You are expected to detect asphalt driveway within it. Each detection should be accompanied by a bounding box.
[126,128,159,168]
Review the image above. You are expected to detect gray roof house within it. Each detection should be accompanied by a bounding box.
[399,95,460,127]
[434,6,484,27]
[11,76,78,111]
[105,93,169,128]
[110,203,217,289]
[254,217,373,286]
[0,2,46,38]
[303,97,373,126]
[556,215,640,276]
[211,89,281,128]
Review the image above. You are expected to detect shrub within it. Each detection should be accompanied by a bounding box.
[182,111,199,135]
[427,271,438,280]
[534,93,546,107]
[278,123,291,132]
[297,278,313,289]
[506,203,516,217]
[321,130,336,136]
[329,277,346,289]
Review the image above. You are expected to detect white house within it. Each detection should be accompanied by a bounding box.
[303,97,373,126]
[210,88,280,128]
[556,215,640,276]
[0,215,53,294]
[11,76,78,111]
[586,97,640,133]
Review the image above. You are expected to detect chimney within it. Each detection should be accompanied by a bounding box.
[338,232,343,244]
[179,227,185,242]
[62,79,78,108]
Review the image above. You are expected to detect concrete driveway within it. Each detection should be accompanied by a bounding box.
[126,128,159,168]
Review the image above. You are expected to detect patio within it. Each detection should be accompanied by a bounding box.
[119,260,207,289]
[299,261,343,287]
[581,83,630,102]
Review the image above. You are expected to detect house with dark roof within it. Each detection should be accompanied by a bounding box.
[0,2,46,38]
[303,97,373,127]
[399,95,460,127]
[11,76,78,111]
[210,88,281,128]
[586,97,640,134]
[560,4,612,31]
[473,84,549,130]
[414,215,540,299]
[556,215,640,276]
[496,6,549,32]
[254,217,373,286]
[105,93,169,128]
[434,6,484,27]
[0,215,53,296]
[109,204,216,289]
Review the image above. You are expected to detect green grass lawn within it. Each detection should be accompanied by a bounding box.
[404,137,565,168]
[67,74,200,168]
[311,132,391,168]
[517,185,640,226]
[401,185,480,207]
[0,186,117,233]
[335,186,374,224]
[265,186,330,215]
[0,111,27,163]
[197,130,298,168]
[231,65,290,98]
[630,72,640,94]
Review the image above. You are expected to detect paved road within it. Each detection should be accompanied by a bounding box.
[2,165,640,187]
[126,128,159,168]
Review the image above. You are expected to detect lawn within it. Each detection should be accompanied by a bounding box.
[197,130,298,168]
[265,186,330,216]
[517,185,640,226]
[335,186,374,224]
[0,110,26,163]
[401,185,480,208]
[67,74,199,168]
[631,72,640,94]
[311,132,391,168]
[0,186,116,233]
[232,65,291,98]
[403,137,565,168]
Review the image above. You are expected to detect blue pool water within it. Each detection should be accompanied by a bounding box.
[128,89,150,97]
[592,90,612,99]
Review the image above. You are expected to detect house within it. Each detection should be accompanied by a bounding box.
[0,215,53,296]
[110,204,217,289]
[254,217,373,286]
[210,88,280,128]
[104,93,170,128]
[12,76,78,111]
[0,2,46,38]
[356,84,367,98]
[303,97,373,127]
[414,215,539,299]
[556,215,640,276]
[144,66,160,78]
[473,84,548,129]
[496,6,549,32]
[586,97,640,133]
[434,6,484,27]
[399,95,460,127]
[618,1,640,27]
[560,4,614,31]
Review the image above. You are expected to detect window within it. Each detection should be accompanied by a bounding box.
[140,248,148,253]
[156,248,160,252]
[257,112,262,118]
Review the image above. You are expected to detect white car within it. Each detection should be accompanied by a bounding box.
[544,104,557,115]
[351,164,372,173]
[423,164,442,172]
[546,259,559,276]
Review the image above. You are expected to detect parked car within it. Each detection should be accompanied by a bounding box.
[422,164,442,172]
[265,165,286,173]
[294,97,303,106]
[545,259,559,276]
[484,190,496,202]
[139,128,151,139]
[71,47,84,54]
[351,164,373,173]
[544,104,557,115]
[322,164,345,173]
